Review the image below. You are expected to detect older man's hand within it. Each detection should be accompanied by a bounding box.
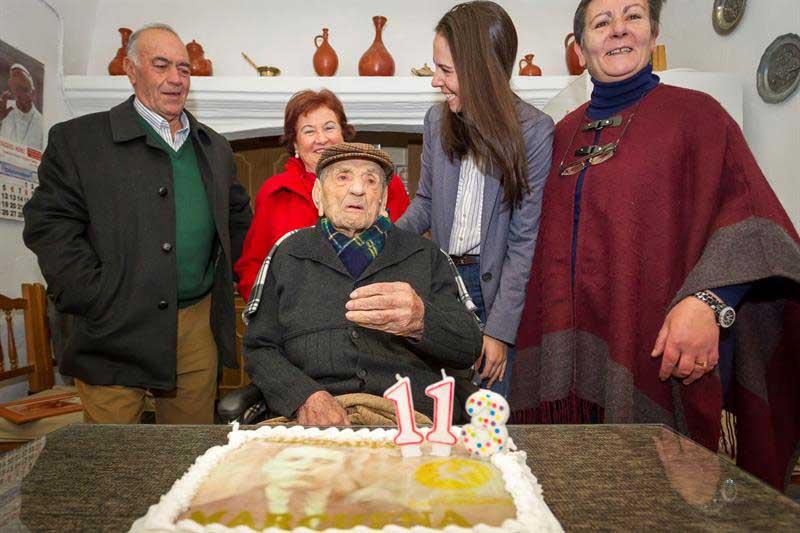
[297,391,350,427]
[345,282,425,338]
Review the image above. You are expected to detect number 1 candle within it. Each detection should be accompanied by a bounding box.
[384,374,424,457]
[425,369,457,456]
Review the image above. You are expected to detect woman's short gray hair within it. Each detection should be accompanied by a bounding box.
[126,23,181,65]
[573,0,666,46]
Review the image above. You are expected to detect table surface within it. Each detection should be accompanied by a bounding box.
[3,423,799,531]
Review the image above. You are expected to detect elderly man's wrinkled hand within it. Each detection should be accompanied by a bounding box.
[296,390,350,427]
[345,282,425,338]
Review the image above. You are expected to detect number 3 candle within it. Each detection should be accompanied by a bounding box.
[461,389,510,459]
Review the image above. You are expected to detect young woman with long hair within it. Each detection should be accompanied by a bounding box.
[398,1,554,396]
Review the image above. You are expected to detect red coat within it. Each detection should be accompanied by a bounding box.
[235,157,410,300]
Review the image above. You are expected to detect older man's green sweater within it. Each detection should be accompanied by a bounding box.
[139,118,216,308]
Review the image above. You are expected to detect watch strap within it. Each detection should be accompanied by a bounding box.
[692,290,735,328]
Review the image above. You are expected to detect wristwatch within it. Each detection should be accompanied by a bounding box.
[693,290,736,328]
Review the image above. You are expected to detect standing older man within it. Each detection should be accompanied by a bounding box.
[0,63,43,149]
[243,143,482,426]
[23,24,252,424]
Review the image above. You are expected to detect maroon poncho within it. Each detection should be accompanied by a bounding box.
[511,84,800,490]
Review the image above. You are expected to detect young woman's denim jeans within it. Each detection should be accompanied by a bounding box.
[456,261,515,397]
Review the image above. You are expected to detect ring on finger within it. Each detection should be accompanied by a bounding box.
[694,360,708,370]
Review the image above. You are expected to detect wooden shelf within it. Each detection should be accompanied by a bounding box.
[63,71,742,140]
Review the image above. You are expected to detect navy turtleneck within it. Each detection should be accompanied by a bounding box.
[587,63,660,119]
[571,65,661,282]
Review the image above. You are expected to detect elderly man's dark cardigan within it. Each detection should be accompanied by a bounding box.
[511,84,800,491]
[243,223,483,422]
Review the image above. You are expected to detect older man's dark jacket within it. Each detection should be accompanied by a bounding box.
[23,96,252,390]
[243,223,483,422]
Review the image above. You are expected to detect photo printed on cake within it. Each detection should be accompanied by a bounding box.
[180,438,517,530]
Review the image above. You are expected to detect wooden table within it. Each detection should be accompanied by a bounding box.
[3,423,799,531]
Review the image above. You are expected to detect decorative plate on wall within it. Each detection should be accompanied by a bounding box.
[712,0,746,36]
[757,33,800,104]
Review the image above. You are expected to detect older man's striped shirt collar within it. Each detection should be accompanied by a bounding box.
[133,97,190,151]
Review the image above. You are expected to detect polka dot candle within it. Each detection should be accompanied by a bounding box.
[460,389,510,459]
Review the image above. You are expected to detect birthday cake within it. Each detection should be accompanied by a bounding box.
[131,424,561,533]
[131,386,561,533]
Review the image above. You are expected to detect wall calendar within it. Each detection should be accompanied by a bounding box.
[0,38,44,222]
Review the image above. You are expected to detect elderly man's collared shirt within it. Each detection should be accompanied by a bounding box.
[133,97,190,151]
[448,154,484,256]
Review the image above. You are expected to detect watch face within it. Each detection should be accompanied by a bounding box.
[719,307,736,328]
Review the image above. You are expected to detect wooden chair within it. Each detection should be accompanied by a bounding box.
[0,283,81,450]
[0,283,55,393]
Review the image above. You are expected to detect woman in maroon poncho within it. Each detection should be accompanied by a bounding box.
[511,0,800,491]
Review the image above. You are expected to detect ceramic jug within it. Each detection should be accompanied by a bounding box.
[107,27,132,76]
[187,40,213,76]
[519,54,542,76]
[651,44,667,71]
[313,28,339,76]
[358,16,395,76]
[564,33,585,75]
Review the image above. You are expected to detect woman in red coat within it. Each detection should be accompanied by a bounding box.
[235,90,410,300]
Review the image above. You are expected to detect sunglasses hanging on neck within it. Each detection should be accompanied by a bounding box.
[558,97,643,177]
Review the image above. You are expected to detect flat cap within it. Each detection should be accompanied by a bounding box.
[315,142,395,181]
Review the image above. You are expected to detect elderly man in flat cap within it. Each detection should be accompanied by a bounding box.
[243,142,482,426]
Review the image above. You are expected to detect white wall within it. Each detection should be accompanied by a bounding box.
[58,0,100,76]
[1,0,68,297]
[0,0,71,400]
[0,0,97,303]
[659,0,800,228]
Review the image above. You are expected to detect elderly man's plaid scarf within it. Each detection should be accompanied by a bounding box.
[321,215,392,278]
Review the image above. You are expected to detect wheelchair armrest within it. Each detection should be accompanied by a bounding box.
[217,383,265,423]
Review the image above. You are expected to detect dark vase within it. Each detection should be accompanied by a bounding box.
[187,39,213,76]
[313,28,338,76]
[358,16,395,76]
[108,27,132,76]
[518,54,542,76]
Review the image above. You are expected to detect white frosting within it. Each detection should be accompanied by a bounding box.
[129,424,562,533]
